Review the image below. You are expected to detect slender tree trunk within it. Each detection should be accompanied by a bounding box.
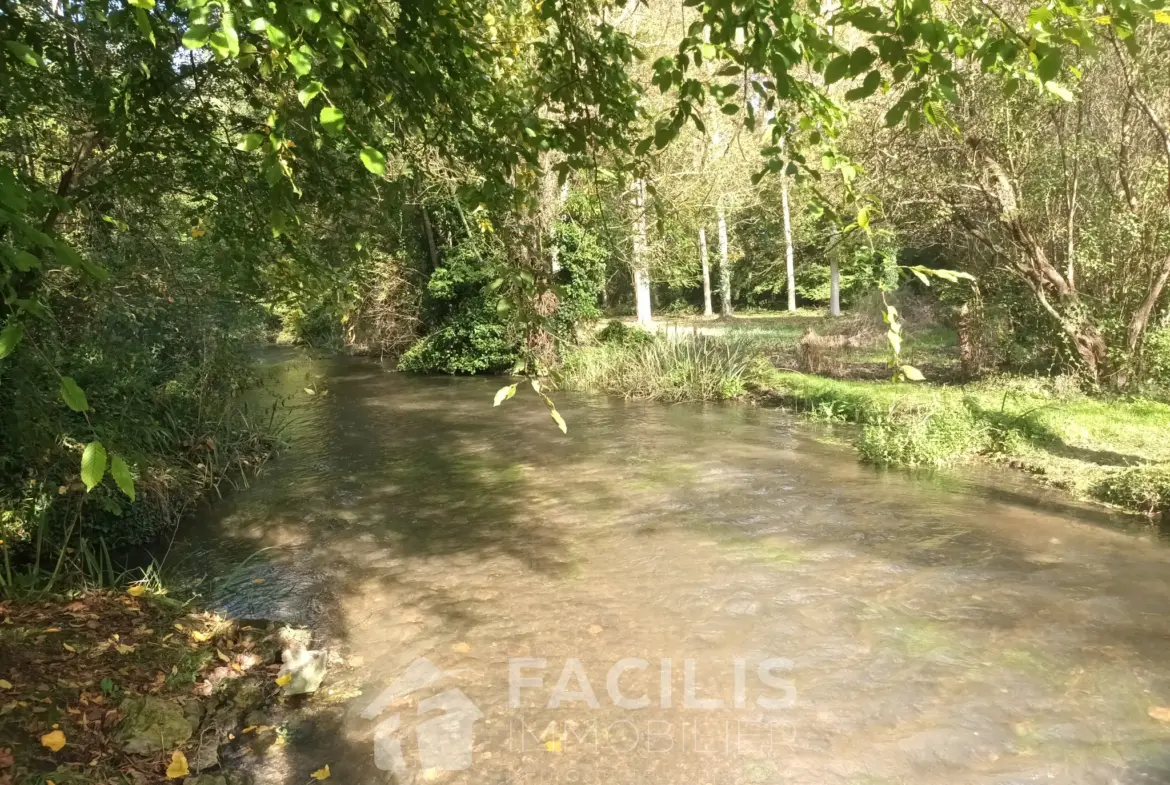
[829,258,840,316]
[699,228,713,317]
[718,205,732,317]
[781,166,796,313]
[420,207,439,271]
[632,179,653,327]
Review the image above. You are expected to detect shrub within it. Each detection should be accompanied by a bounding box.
[596,320,655,348]
[857,400,989,467]
[551,222,608,338]
[558,333,771,402]
[398,242,520,374]
[1093,464,1170,516]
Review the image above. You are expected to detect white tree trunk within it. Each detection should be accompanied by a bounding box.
[718,205,732,317]
[699,228,713,317]
[632,179,653,327]
[829,258,841,317]
[781,167,796,313]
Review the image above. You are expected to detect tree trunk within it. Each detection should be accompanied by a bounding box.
[632,179,653,327]
[699,228,713,317]
[781,165,796,313]
[718,205,732,317]
[829,258,840,317]
[420,207,439,272]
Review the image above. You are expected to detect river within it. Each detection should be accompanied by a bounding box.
[174,351,1170,785]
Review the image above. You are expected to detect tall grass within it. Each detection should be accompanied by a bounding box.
[558,330,772,402]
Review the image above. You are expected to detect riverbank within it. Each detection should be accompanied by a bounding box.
[0,588,318,785]
[558,320,1170,520]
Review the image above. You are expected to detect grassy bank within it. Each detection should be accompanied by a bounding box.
[561,317,1170,520]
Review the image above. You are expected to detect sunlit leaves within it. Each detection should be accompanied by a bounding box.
[182,24,212,49]
[266,24,290,48]
[360,147,387,175]
[1045,81,1075,101]
[3,40,42,67]
[298,81,324,107]
[60,377,89,412]
[493,384,518,406]
[134,8,156,47]
[110,456,136,502]
[237,133,265,152]
[81,442,107,492]
[900,365,926,382]
[0,322,24,360]
[287,47,313,76]
[319,106,345,135]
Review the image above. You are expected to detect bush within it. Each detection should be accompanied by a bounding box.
[551,222,607,338]
[398,242,520,374]
[1093,464,1170,516]
[596,320,656,348]
[558,333,771,402]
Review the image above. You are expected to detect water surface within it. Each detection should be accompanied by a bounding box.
[179,353,1170,785]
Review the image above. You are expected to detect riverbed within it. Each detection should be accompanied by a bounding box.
[175,352,1170,784]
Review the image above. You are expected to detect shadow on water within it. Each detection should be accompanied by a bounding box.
[172,352,1170,785]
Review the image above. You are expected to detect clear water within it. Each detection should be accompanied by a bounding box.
[177,352,1170,785]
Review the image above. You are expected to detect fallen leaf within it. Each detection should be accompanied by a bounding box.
[452,642,471,654]
[0,747,13,768]
[127,585,147,597]
[115,643,136,655]
[166,750,189,779]
[41,729,66,752]
[190,630,211,643]
[63,643,76,653]
[1149,706,1170,722]
[311,764,331,780]
[216,649,230,663]
[241,726,257,734]
[545,739,562,752]
[44,628,60,633]
[252,578,266,584]
[0,681,10,690]
[275,673,292,687]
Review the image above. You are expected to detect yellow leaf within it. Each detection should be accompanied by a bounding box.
[241,725,257,734]
[275,673,292,687]
[190,630,211,643]
[311,764,331,780]
[63,643,76,653]
[1155,9,1170,23]
[44,627,61,633]
[0,680,11,690]
[251,578,266,584]
[166,750,189,779]
[216,649,230,663]
[127,585,147,597]
[1149,705,1170,722]
[41,729,66,752]
[544,739,562,752]
[255,725,272,733]
[115,643,136,655]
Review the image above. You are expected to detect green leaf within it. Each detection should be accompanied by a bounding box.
[0,322,24,360]
[128,0,154,8]
[1045,81,1074,101]
[81,442,108,492]
[494,384,519,407]
[319,106,345,135]
[824,54,851,85]
[60,376,89,412]
[267,23,290,48]
[237,133,265,152]
[3,40,42,67]
[549,406,568,434]
[182,24,212,49]
[302,5,322,24]
[900,365,926,381]
[720,103,740,115]
[1037,50,1062,83]
[287,47,312,75]
[134,7,156,47]
[110,455,136,501]
[844,69,881,101]
[3,247,40,272]
[298,80,324,107]
[857,205,870,230]
[360,147,387,175]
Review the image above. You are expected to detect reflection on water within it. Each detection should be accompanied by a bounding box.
[176,352,1170,785]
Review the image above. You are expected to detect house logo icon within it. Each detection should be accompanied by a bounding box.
[361,658,484,777]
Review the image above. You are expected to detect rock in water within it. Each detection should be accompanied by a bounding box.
[118,696,194,754]
[275,625,327,695]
